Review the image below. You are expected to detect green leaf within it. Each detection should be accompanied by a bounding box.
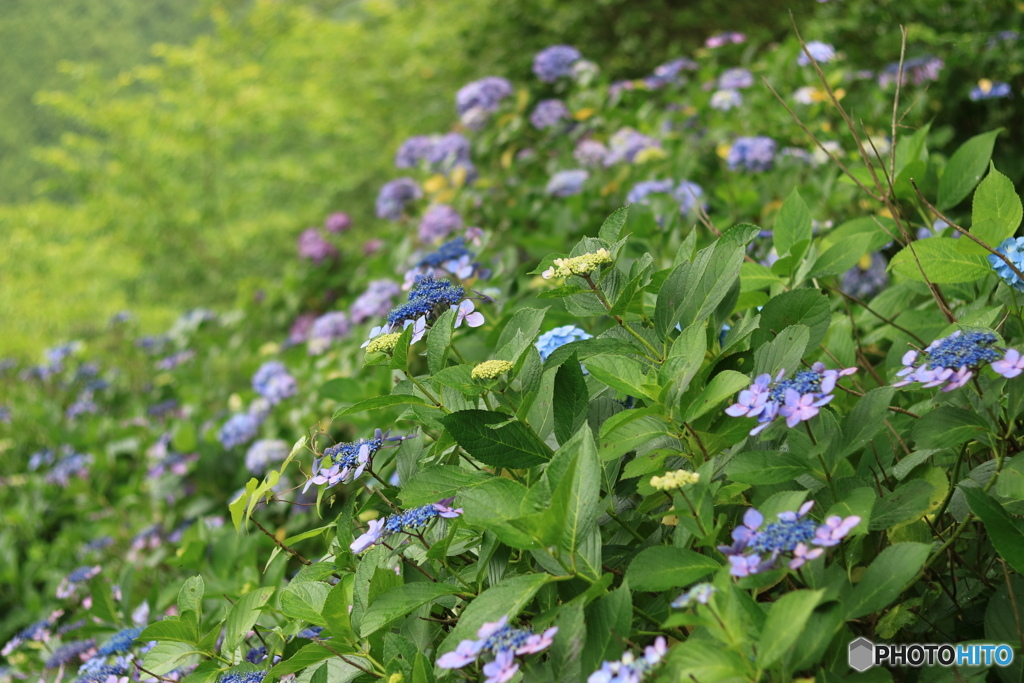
[427,308,456,374]
[809,233,873,279]
[553,354,589,445]
[142,641,195,676]
[625,546,720,591]
[319,378,362,402]
[937,128,1002,210]
[496,307,548,354]
[177,576,205,618]
[359,583,464,637]
[280,582,330,626]
[388,324,414,371]
[549,427,601,558]
[846,543,930,619]
[598,206,630,242]
[839,386,895,457]
[894,121,930,176]
[675,240,745,331]
[139,619,199,645]
[441,410,552,468]
[739,262,785,292]
[890,237,991,283]
[751,289,830,350]
[436,573,553,655]
[654,261,691,339]
[869,480,936,530]
[752,324,810,377]
[461,478,541,549]
[964,486,1024,575]
[598,409,673,460]
[229,478,259,532]
[332,394,427,419]
[267,644,336,682]
[757,589,824,668]
[774,188,812,257]
[726,450,815,485]
[661,641,751,682]
[88,577,119,624]
[398,465,490,507]
[964,164,1022,254]
[223,586,275,653]
[581,582,632,674]
[681,370,750,422]
[912,406,987,449]
[584,355,654,399]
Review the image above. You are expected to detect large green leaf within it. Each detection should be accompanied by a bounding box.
[752,324,810,377]
[359,583,464,637]
[625,546,720,591]
[398,465,490,507]
[757,589,824,668]
[280,582,330,626]
[846,543,930,619]
[726,450,815,485]
[441,410,552,468]
[912,406,988,449]
[549,428,601,558]
[598,206,630,242]
[332,394,428,419]
[223,586,275,653]
[890,237,991,283]
[750,289,830,350]
[937,129,1002,210]
[774,188,812,257]
[427,308,456,374]
[553,354,589,445]
[964,486,1024,575]
[963,164,1022,254]
[809,233,873,279]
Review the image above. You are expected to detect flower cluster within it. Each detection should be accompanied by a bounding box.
[970,79,1012,101]
[533,45,581,82]
[604,128,662,165]
[797,41,836,66]
[385,276,466,334]
[2,611,63,656]
[727,136,777,172]
[350,280,402,323]
[304,429,407,492]
[218,412,261,450]
[535,325,592,361]
[719,502,861,576]
[725,363,857,436]
[472,360,514,380]
[245,439,289,475]
[296,228,338,263]
[588,637,667,683]
[718,68,754,89]
[365,332,403,354]
[671,583,716,609]
[375,178,422,220]
[650,469,699,491]
[541,249,612,279]
[643,57,697,89]
[437,615,557,683]
[840,252,889,300]
[395,133,472,175]
[877,56,944,88]
[324,212,351,233]
[529,99,570,131]
[626,179,706,217]
[95,628,142,657]
[546,169,589,197]
[307,312,351,355]
[251,361,296,404]
[217,672,266,683]
[45,450,94,487]
[574,139,609,167]
[418,204,463,242]
[156,350,195,371]
[710,89,742,111]
[57,565,102,599]
[894,330,1019,390]
[706,31,745,48]
[990,236,1024,291]
[350,499,462,553]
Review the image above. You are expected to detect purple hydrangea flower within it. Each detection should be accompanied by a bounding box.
[454,300,485,328]
[324,212,351,233]
[546,169,589,197]
[587,637,667,683]
[878,56,944,88]
[644,57,698,89]
[252,361,296,404]
[674,180,707,216]
[218,413,261,450]
[718,68,754,89]
[437,615,557,677]
[307,312,351,355]
[245,439,289,475]
[533,45,582,82]
[727,136,777,172]
[456,76,514,116]
[604,128,661,165]
[706,32,745,48]
[894,331,1011,390]
[726,363,857,436]
[529,99,570,131]
[45,450,93,487]
[297,228,338,263]
[351,498,463,553]
[798,41,836,66]
[45,640,96,669]
[626,179,675,205]
[376,178,422,220]
[671,583,716,608]
[573,139,609,167]
[350,280,402,324]
[419,204,463,243]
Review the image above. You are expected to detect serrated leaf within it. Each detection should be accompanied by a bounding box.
[839,386,895,457]
[599,206,630,242]
[751,289,830,350]
[937,128,1002,210]
[809,233,873,278]
[177,576,204,618]
[752,324,810,377]
[740,262,785,292]
[846,543,930,619]
[625,546,720,591]
[441,410,552,468]
[912,406,987,449]
[398,465,490,507]
[681,370,750,422]
[726,451,815,485]
[890,237,991,283]
[553,354,589,445]
[360,583,464,637]
[266,643,336,682]
[281,582,330,626]
[223,586,275,653]
[139,619,199,645]
[143,641,195,676]
[964,164,1022,254]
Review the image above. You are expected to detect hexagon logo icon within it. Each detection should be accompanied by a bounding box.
[848,637,875,672]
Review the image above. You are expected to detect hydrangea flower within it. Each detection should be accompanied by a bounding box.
[45,640,96,669]
[351,498,463,553]
[350,280,402,323]
[218,413,261,450]
[719,502,860,575]
[405,238,480,286]
[841,252,889,300]
[797,41,836,66]
[990,236,1024,291]
[217,672,266,683]
[456,76,514,117]
[375,178,422,220]
[46,450,94,487]
[604,128,661,166]
[437,615,557,678]
[546,169,589,197]
[878,56,944,88]
[387,276,465,328]
[541,249,612,279]
[419,204,463,243]
[644,58,697,89]
[588,637,667,683]
[727,136,777,172]
[245,439,289,475]
[455,299,485,328]
[894,331,1018,390]
[95,628,142,657]
[252,361,296,404]
[74,659,129,683]
[671,583,716,608]
[296,228,338,263]
[674,180,707,217]
[306,312,351,355]
[706,31,745,48]
[324,212,351,233]
[472,360,514,380]
[710,89,743,110]
[2,611,63,656]
[532,45,581,82]
[725,363,857,436]
[650,470,699,491]
[156,350,196,371]
[304,429,410,493]
[626,180,675,205]
[535,326,592,361]
[574,139,609,167]
[718,68,754,89]
[66,392,99,420]
[395,133,473,175]
[529,99,570,131]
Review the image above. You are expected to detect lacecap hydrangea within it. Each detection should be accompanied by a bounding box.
[350,498,462,553]
[726,362,857,435]
[375,178,422,220]
[894,330,1023,390]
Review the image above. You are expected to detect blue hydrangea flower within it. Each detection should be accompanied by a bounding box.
[456,76,514,115]
[418,204,463,243]
[307,312,351,355]
[573,139,609,167]
[878,56,943,88]
[671,583,716,609]
[626,179,675,205]
[532,45,581,82]
[245,439,289,475]
[529,99,570,131]
[727,136,777,172]
[718,68,754,89]
[674,180,707,217]
[350,498,462,553]
[375,178,422,220]
[437,615,557,672]
[217,671,266,683]
[546,169,589,197]
[990,236,1024,291]
[46,450,94,487]
[535,326,593,361]
[251,362,296,405]
[710,89,743,111]
[387,276,465,327]
[841,252,889,300]
[156,350,196,371]
[45,640,96,669]
[797,41,836,66]
[218,413,261,450]
[74,660,129,683]
[894,331,1010,391]
[350,280,402,324]
[604,128,661,165]
[587,637,667,683]
[2,613,61,656]
[643,57,697,89]
[395,133,472,174]
[96,628,142,657]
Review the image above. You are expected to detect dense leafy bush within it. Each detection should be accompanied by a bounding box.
[6,9,1024,683]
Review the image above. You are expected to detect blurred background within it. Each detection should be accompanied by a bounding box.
[1,0,1019,357]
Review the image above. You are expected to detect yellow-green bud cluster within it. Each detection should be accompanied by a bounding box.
[541,249,612,279]
[471,360,514,380]
[366,332,403,354]
[650,469,700,491]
